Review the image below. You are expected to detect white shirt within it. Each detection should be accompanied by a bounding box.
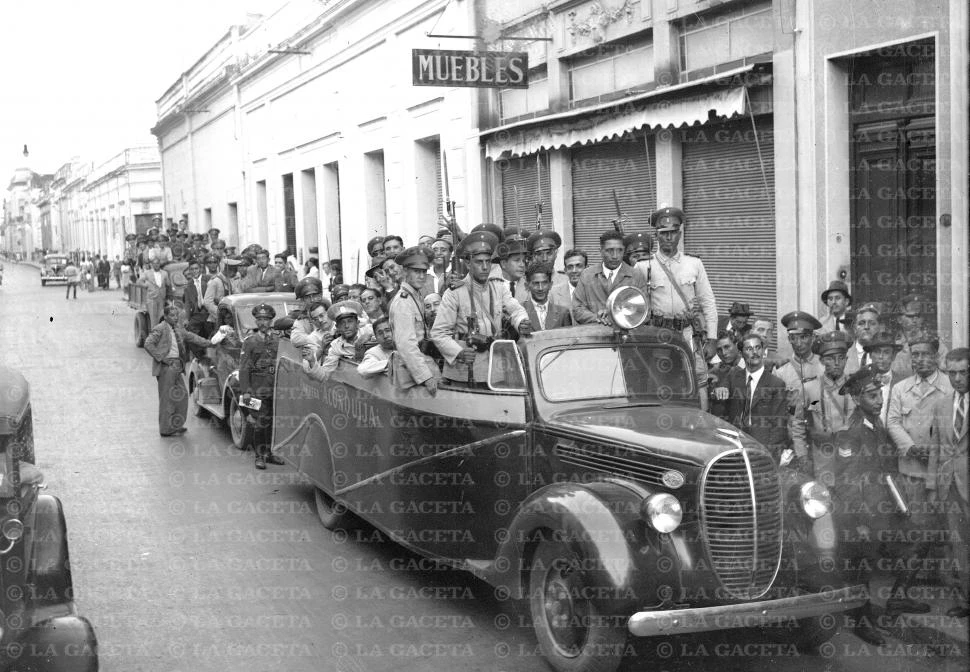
[534,301,548,330]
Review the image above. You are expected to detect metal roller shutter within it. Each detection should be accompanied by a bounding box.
[500,153,552,232]
[682,118,776,330]
[571,135,657,264]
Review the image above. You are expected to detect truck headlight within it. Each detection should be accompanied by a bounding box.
[799,481,832,519]
[642,494,682,533]
[606,287,648,330]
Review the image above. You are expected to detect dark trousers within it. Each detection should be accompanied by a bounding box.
[247,398,274,458]
[66,282,77,299]
[156,363,188,434]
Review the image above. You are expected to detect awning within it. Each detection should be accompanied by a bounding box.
[483,64,764,160]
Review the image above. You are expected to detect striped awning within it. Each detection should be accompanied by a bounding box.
[483,65,761,160]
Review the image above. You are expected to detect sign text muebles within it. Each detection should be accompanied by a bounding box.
[412,49,528,88]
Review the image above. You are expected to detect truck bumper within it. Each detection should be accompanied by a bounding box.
[627,584,868,637]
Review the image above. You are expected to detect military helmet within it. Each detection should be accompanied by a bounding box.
[295,276,324,300]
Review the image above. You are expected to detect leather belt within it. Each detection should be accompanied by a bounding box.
[648,313,691,331]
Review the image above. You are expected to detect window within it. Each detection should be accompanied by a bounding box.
[500,68,549,121]
[680,4,772,75]
[569,42,654,104]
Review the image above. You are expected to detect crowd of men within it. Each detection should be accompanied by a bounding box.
[135,207,968,644]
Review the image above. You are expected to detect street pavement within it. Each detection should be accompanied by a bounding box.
[0,261,965,672]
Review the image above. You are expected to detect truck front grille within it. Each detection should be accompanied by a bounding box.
[700,449,782,599]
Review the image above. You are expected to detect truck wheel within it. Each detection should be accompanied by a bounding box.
[227,394,252,450]
[314,488,353,530]
[529,538,626,672]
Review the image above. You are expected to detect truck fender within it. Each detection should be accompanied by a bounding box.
[492,480,655,611]
[27,495,73,607]
[12,615,98,672]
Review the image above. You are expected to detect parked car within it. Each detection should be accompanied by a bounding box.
[0,366,98,671]
[270,287,866,672]
[40,254,70,286]
[186,292,298,448]
[129,261,189,347]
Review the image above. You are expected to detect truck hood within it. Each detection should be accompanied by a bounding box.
[546,404,762,466]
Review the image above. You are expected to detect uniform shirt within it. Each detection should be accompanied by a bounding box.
[887,369,953,484]
[389,281,434,386]
[430,266,527,383]
[774,354,825,412]
[309,324,375,378]
[636,251,717,336]
[790,374,856,460]
[358,345,393,376]
[238,331,281,397]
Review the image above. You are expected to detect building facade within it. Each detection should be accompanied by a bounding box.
[152,0,967,350]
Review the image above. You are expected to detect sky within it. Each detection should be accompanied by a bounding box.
[0,0,278,182]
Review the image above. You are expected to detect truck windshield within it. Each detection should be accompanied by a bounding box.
[538,344,695,403]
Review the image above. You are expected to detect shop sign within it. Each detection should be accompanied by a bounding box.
[412,49,529,88]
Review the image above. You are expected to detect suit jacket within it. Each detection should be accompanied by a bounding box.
[144,322,211,377]
[932,391,969,501]
[887,370,953,484]
[725,366,790,458]
[549,280,577,324]
[247,265,281,292]
[521,298,571,331]
[572,262,647,325]
[183,278,207,315]
[138,269,169,303]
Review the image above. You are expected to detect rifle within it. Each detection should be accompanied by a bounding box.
[442,151,465,279]
[611,189,628,234]
[535,155,543,230]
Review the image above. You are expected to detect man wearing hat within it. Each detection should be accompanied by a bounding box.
[775,311,826,426]
[367,236,386,259]
[389,246,440,394]
[524,229,569,297]
[635,207,717,359]
[573,230,648,325]
[304,300,374,379]
[790,331,856,479]
[149,233,174,266]
[144,304,216,437]
[887,329,952,582]
[286,277,329,348]
[864,329,906,427]
[497,236,528,300]
[831,366,913,645]
[818,280,852,335]
[891,293,948,379]
[622,231,652,266]
[239,303,286,470]
[431,230,532,385]
[717,302,753,337]
[206,227,221,248]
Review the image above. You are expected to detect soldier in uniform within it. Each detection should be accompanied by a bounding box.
[622,231,652,266]
[238,303,286,470]
[388,246,439,394]
[636,207,718,359]
[304,301,374,379]
[791,331,856,481]
[831,366,910,645]
[430,231,532,386]
[775,311,826,452]
[207,227,222,249]
[284,277,328,348]
[367,236,386,259]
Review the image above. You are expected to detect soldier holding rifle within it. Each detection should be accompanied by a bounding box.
[430,231,532,386]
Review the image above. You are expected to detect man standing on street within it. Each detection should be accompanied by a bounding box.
[137,258,169,327]
[239,304,286,470]
[144,304,213,437]
[63,259,79,300]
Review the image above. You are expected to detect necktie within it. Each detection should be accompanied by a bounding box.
[605,269,614,287]
[956,393,967,438]
[744,375,754,425]
[861,351,869,367]
[509,281,515,298]
[536,303,547,330]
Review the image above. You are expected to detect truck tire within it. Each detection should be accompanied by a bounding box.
[314,488,353,530]
[529,537,626,672]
